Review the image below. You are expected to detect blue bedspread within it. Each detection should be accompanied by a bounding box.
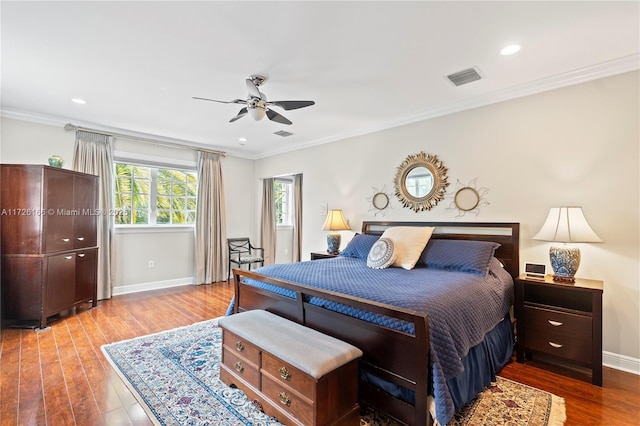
[237,257,514,424]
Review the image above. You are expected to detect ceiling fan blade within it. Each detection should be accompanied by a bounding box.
[230,107,248,123]
[245,79,261,98]
[268,100,315,111]
[266,109,292,125]
[193,97,245,105]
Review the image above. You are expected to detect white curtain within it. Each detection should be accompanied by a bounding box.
[261,178,276,265]
[293,174,303,262]
[72,130,114,300]
[195,151,227,284]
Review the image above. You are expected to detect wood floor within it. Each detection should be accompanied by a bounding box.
[1,282,638,426]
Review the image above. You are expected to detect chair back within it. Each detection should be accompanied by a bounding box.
[228,238,251,254]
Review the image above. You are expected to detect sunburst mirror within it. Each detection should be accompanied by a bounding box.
[394,151,449,212]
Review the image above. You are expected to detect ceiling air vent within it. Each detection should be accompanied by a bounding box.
[274,130,294,137]
[446,67,482,86]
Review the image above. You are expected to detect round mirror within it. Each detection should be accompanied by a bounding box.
[454,187,480,211]
[405,167,433,198]
[394,152,449,212]
[372,192,390,210]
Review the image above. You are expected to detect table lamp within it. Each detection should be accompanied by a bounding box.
[532,206,602,282]
[321,209,351,254]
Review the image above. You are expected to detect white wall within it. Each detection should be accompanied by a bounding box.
[0,118,256,293]
[255,71,640,370]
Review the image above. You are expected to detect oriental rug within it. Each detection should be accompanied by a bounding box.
[102,318,565,426]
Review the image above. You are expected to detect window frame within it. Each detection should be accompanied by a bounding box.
[113,159,198,228]
[274,178,294,228]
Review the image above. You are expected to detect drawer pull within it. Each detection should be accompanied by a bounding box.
[64,255,73,260]
[78,253,85,258]
[279,366,291,381]
[548,320,563,327]
[235,341,245,352]
[278,391,291,406]
[548,341,564,349]
[77,237,85,241]
[235,361,244,373]
[62,238,70,242]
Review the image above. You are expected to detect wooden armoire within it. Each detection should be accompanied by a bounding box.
[1,164,99,329]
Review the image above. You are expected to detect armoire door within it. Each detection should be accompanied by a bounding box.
[73,173,98,249]
[43,168,75,253]
[75,248,97,303]
[45,252,76,315]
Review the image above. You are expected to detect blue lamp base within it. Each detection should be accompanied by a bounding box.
[326,233,341,255]
[550,246,581,283]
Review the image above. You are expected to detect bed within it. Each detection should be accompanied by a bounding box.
[230,221,520,426]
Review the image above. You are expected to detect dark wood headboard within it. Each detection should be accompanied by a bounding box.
[361,221,520,279]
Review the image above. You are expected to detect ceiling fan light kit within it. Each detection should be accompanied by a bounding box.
[193,75,315,125]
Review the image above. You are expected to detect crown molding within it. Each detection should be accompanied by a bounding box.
[255,54,640,159]
[3,54,638,162]
[0,109,253,160]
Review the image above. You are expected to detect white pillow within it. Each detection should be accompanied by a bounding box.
[380,226,435,270]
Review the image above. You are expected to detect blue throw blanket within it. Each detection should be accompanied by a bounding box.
[236,257,513,424]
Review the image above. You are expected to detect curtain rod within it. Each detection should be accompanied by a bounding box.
[64,123,226,157]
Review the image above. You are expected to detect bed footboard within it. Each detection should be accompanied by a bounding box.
[233,269,431,426]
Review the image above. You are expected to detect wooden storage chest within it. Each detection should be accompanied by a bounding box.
[218,310,362,425]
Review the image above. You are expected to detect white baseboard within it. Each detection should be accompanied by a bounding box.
[112,277,194,296]
[603,351,640,375]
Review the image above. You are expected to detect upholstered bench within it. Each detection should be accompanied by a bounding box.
[218,310,363,426]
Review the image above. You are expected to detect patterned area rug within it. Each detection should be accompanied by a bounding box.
[102,318,565,426]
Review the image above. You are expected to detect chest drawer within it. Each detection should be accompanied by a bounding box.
[262,351,315,399]
[524,327,592,364]
[261,373,314,426]
[222,329,260,365]
[222,346,260,387]
[524,305,592,339]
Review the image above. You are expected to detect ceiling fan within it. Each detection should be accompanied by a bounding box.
[193,75,315,125]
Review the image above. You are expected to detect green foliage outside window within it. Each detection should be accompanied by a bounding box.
[156,168,197,224]
[114,163,197,225]
[274,180,291,226]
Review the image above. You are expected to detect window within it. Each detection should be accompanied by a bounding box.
[114,162,197,225]
[274,179,293,226]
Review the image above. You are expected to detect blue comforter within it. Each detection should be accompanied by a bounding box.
[237,256,513,424]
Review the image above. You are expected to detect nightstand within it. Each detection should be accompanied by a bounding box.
[514,274,603,386]
[310,252,338,260]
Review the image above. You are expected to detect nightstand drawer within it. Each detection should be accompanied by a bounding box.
[525,328,592,364]
[524,305,592,338]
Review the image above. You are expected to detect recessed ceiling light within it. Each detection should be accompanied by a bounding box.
[71,98,87,104]
[238,137,247,142]
[501,44,521,56]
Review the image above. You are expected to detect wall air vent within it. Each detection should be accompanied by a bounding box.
[446,67,482,86]
[274,130,294,137]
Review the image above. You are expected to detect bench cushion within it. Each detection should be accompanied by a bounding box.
[218,310,363,379]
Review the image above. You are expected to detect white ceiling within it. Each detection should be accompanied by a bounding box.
[2,1,639,159]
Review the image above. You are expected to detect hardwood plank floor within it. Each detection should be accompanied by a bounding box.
[1,282,638,425]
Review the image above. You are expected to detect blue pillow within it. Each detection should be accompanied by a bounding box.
[340,234,380,260]
[417,239,500,276]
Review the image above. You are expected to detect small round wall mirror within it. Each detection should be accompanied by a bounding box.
[372,192,390,210]
[454,187,480,211]
[394,152,449,212]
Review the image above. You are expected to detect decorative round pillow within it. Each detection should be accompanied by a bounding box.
[367,238,396,269]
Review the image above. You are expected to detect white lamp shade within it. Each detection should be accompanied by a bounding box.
[321,209,351,231]
[532,207,602,243]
